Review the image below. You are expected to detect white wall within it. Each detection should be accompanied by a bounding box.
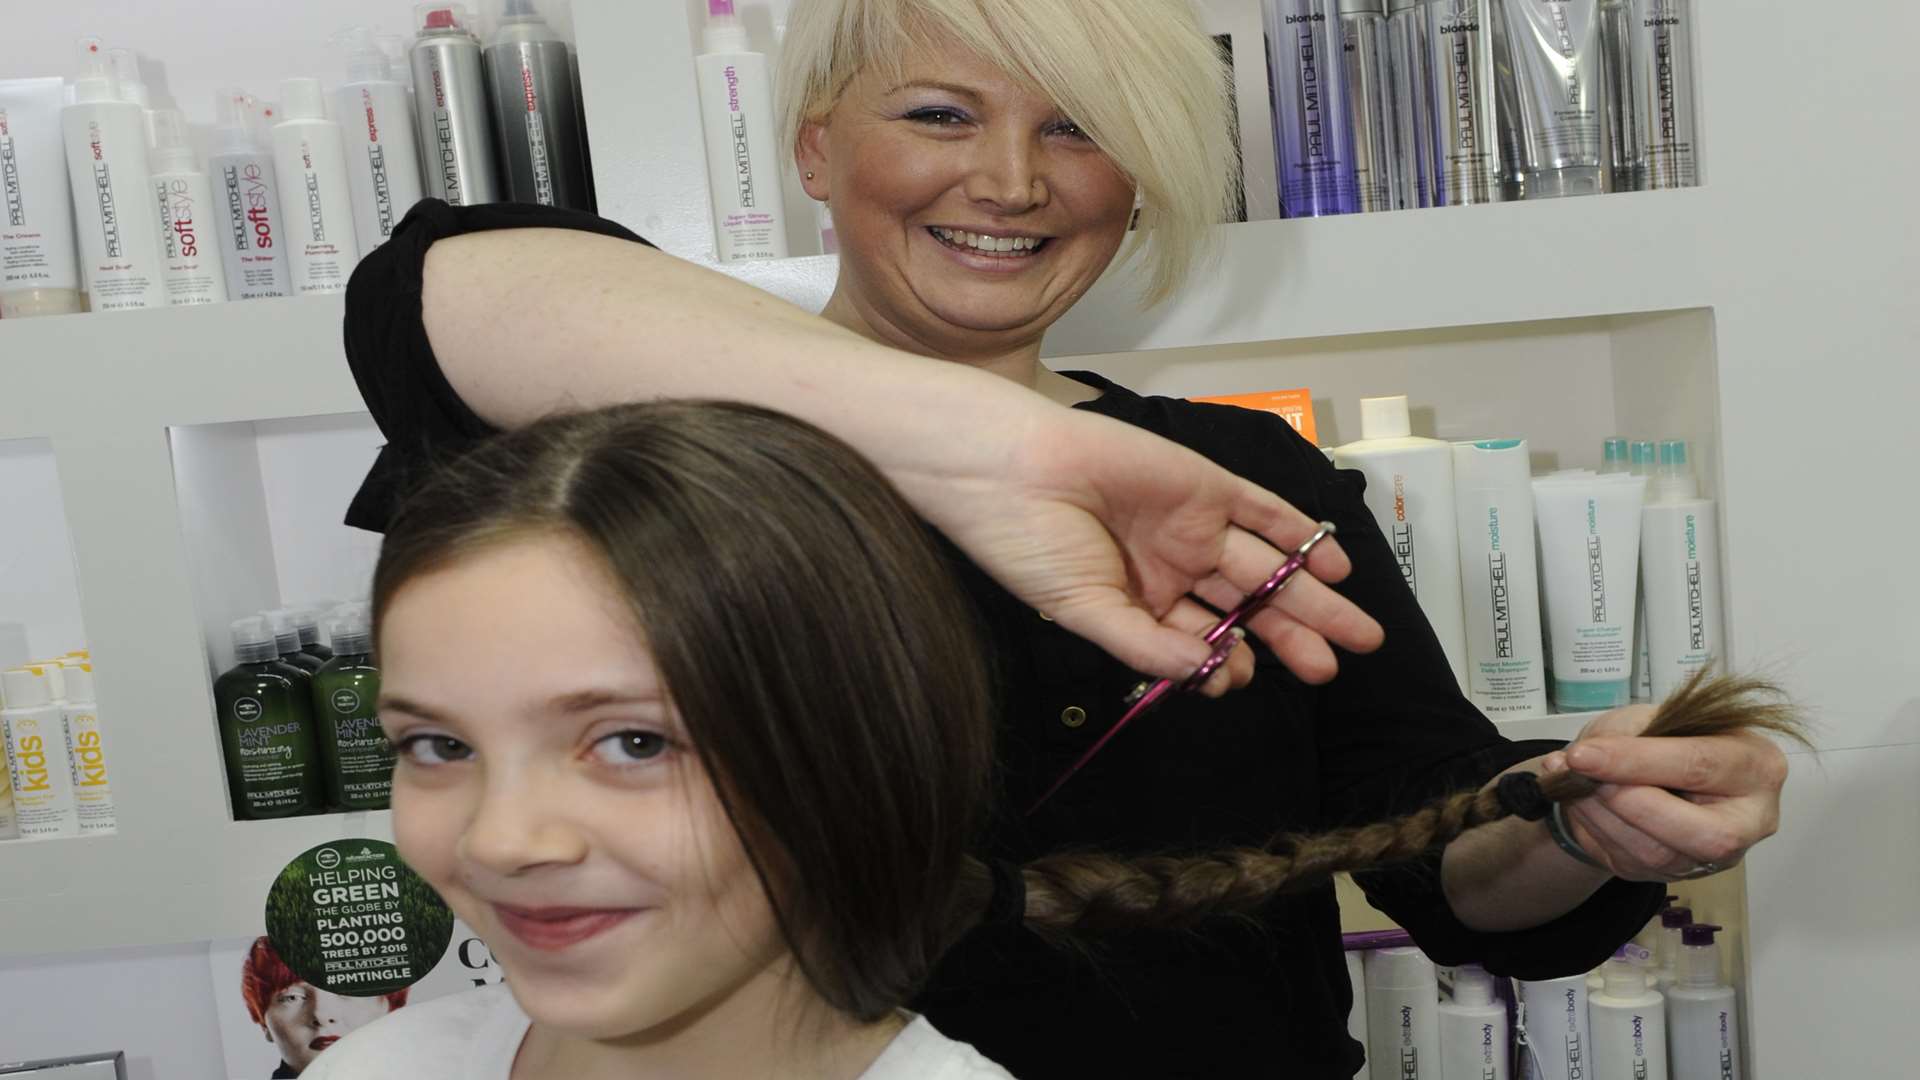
[0,439,89,667]
[0,944,225,1079]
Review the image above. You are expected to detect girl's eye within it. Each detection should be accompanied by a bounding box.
[904,106,970,127]
[1050,119,1090,140]
[589,730,670,765]
[396,734,474,766]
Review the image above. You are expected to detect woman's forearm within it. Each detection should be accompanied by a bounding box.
[1440,754,1614,932]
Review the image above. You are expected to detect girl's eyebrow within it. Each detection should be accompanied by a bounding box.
[545,688,666,714]
[885,79,984,102]
[378,693,449,723]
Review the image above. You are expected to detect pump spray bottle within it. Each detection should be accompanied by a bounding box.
[1589,943,1667,1080]
[61,38,168,311]
[484,0,592,209]
[149,108,230,306]
[272,78,362,295]
[1438,964,1510,1079]
[410,4,502,206]
[1666,925,1740,1080]
[207,90,292,300]
[696,0,790,261]
[332,27,426,253]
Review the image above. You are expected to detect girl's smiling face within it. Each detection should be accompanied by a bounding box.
[798,39,1138,357]
[379,534,786,1040]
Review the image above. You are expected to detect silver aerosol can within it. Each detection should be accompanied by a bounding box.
[409,4,502,205]
[483,0,591,208]
[1599,0,1640,191]
[1627,0,1698,189]
[1423,0,1503,205]
[1388,0,1436,208]
[1342,0,1396,213]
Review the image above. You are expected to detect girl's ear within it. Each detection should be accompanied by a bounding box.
[797,120,831,200]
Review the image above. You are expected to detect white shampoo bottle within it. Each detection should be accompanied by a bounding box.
[207,90,292,300]
[1517,974,1592,1080]
[1452,439,1548,718]
[272,78,362,295]
[0,77,85,318]
[1333,396,1469,687]
[695,0,790,262]
[1590,950,1667,1080]
[58,663,115,836]
[61,37,168,312]
[1438,964,1510,1080]
[332,27,426,253]
[1,665,80,839]
[1640,440,1723,700]
[1367,947,1441,1079]
[149,108,230,307]
[1667,924,1740,1080]
[1346,950,1373,1077]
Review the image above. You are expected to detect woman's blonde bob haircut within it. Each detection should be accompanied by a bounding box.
[777,0,1237,306]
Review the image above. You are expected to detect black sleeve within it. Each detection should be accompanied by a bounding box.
[1284,430,1664,979]
[341,198,655,534]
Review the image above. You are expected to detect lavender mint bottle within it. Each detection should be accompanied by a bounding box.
[1264,0,1362,217]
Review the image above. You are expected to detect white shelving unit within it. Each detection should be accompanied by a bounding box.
[2,2,1917,1077]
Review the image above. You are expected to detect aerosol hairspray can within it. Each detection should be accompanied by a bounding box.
[483,0,591,208]
[409,4,502,205]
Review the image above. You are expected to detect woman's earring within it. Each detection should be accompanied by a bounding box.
[806,171,816,181]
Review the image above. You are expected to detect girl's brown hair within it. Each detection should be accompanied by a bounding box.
[373,402,1806,1022]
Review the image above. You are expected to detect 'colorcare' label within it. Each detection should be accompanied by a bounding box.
[265,839,454,997]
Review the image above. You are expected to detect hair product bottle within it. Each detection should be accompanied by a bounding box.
[696,0,790,260]
[1345,950,1371,1070]
[1388,0,1436,207]
[484,0,592,209]
[1262,0,1361,217]
[1666,925,1740,1080]
[1590,946,1668,1080]
[207,90,292,300]
[215,616,323,820]
[1626,0,1698,189]
[61,38,168,312]
[1420,0,1503,205]
[1499,0,1605,198]
[312,606,394,811]
[411,4,504,206]
[1452,439,1548,719]
[1342,0,1397,212]
[293,606,334,662]
[0,78,84,318]
[2,665,81,839]
[1439,964,1510,1079]
[1597,0,1639,191]
[56,662,115,836]
[1333,396,1469,689]
[148,108,231,307]
[1367,947,1441,1078]
[1640,440,1721,700]
[1531,471,1646,710]
[331,27,427,253]
[1517,973,1592,1080]
[264,609,326,674]
[272,78,362,295]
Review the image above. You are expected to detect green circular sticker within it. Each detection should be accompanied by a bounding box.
[264,839,455,997]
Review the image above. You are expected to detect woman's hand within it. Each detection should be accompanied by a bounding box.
[1545,707,1791,882]
[897,404,1385,689]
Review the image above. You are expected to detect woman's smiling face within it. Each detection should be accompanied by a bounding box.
[799,40,1137,355]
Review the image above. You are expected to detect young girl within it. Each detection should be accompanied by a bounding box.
[306,402,1798,1079]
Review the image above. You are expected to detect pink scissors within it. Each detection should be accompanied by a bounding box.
[1027,521,1338,815]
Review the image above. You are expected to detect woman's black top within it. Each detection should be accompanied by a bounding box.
[344,200,1664,1079]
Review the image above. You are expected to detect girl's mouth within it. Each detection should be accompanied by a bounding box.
[927,226,1051,259]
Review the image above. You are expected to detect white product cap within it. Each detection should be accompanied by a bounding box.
[280,78,328,122]
[72,37,118,105]
[61,663,96,704]
[1363,946,1437,991]
[417,4,480,38]
[1358,396,1412,441]
[232,615,279,664]
[109,48,150,108]
[327,604,375,655]
[26,661,68,701]
[703,0,750,52]
[2,665,56,709]
[332,26,394,82]
[150,107,196,173]
[1451,963,1496,1006]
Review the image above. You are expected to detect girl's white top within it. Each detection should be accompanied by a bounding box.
[300,982,1016,1080]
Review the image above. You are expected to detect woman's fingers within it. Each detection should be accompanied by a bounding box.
[1566,731,1790,798]
[1208,528,1385,655]
[1188,574,1342,684]
[1230,484,1354,583]
[1564,796,1686,878]
[1594,783,1768,866]
[1158,600,1256,696]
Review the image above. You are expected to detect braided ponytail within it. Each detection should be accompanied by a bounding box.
[958,670,1809,938]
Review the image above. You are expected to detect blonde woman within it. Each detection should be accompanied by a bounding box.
[340,1,1790,1075]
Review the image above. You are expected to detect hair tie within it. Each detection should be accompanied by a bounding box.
[984,859,1028,928]
[1495,772,1552,822]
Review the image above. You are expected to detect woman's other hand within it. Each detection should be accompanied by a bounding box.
[898,404,1385,689]
[1545,707,1791,882]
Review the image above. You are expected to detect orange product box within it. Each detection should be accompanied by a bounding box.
[1190,388,1318,446]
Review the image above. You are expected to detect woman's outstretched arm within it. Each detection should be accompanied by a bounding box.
[413,226,1384,682]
